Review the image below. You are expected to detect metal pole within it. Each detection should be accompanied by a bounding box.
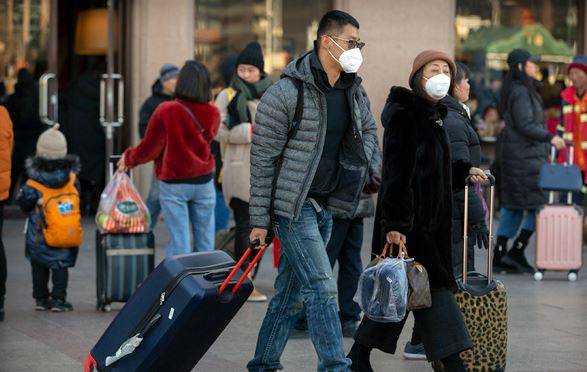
[105,0,116,182]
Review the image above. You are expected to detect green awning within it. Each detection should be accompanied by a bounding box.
[486,23,575,68]
[461,25,519,54]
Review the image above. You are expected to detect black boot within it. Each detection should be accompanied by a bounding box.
[347,342,374,372]
[502,229,535,274]
[492,236,516,273]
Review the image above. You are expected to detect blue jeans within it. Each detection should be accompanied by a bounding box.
[215,188,231,233]
[146,172,161,230]
[159,180,215,256]
[496,207,536,238]
[247,201,351,372]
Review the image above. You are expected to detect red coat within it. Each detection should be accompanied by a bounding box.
[560,87,587,181]
[124,99,220,181]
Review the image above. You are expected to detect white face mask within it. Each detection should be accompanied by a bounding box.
[328,37,363,73]
[423,73,451,100]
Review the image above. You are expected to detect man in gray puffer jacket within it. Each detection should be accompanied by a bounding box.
[247,10,378,372]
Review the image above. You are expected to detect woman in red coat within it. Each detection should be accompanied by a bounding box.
[119,61,220,256]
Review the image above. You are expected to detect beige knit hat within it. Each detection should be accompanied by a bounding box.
[409,50,456,90]
[37,124,67,160]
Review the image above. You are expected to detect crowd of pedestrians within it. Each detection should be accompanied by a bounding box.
[1,6,585,372]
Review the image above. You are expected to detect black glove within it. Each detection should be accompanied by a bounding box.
[470,220,489,250]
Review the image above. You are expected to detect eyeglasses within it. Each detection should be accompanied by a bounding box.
[328,35,366,50]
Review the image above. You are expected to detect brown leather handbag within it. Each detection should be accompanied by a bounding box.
[396,242,432,311]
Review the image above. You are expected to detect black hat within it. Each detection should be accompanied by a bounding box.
[236,42,264,72]
[507,48,540,66]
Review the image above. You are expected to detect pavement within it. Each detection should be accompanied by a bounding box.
[1,212,587,372]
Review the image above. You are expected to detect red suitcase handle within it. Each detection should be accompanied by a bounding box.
[218,239,266,295]
[84,354,97,372]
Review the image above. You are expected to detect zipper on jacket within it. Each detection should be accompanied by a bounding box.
[292,85,328,219]
[346,82,369,217]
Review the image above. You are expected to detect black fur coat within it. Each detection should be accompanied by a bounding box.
[373,87,470,290]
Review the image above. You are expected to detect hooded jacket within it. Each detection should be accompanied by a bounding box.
[374,87,470,290]
[499,80,550,210]
[17,156,81,269]
[139,79,174,138]
[248,51,379,228]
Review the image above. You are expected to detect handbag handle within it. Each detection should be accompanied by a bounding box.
[382,241,410,259]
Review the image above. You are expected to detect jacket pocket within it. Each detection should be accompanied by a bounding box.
[329,162,364,203]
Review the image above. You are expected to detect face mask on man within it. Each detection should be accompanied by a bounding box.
[328,37,363,73]
[423,73,451,100]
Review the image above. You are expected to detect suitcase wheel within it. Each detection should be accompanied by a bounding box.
[568,271,578,282]
[534,271,544,281]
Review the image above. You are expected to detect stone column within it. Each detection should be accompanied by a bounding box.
[129,0,194,196]
[334,0,456,141]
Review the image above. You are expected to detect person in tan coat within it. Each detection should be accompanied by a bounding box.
[0,105,14,321]
[214,42,273,302]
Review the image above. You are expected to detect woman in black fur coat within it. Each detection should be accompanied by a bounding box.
[347,51,487,372]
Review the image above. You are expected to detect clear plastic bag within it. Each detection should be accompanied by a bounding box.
[354,257,408,323]
[95,171,151,233]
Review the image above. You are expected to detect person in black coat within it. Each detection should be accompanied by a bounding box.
[5,68,44,200]
[494,49,565,274]
[347,50,486,372]
[402,62,490,362]
[60,68,104,216]
[442,62,488,275]
[138,64,178,230]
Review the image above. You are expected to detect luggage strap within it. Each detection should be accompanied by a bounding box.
[105,314,161,367]
[105,248,155,256]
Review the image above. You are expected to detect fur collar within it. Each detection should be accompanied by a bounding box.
[25,155,81,187]
[381,86,447,128]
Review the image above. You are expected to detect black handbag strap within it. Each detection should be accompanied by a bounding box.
[179,103,209,141]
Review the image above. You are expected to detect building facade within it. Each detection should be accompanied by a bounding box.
[0,0,584,194]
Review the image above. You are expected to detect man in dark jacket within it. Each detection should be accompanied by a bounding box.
[246,10,378,372]
[138,64,178,229]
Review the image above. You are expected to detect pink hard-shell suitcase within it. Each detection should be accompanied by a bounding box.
[535,146,583,281]
[535,204,583,281]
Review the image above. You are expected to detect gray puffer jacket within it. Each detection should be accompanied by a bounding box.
[249,52,379,228]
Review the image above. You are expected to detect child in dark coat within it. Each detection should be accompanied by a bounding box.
[17,125,82,312]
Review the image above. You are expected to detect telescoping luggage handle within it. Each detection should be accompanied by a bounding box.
[463,173,496,285]
[218,239,265,296]
[549,145,575,205]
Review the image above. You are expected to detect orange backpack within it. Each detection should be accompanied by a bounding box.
[26,174,83,248]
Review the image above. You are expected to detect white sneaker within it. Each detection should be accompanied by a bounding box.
[247,288,268,302]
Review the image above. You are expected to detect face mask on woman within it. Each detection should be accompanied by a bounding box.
[423,73,451,100]
[328,37,363,73]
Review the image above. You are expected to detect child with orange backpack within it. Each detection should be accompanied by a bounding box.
[17,125,83,312]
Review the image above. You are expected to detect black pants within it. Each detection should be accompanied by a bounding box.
[0,202,6,308]
[298,217,364,324]
[229,197,252,265]
[354,288,472,362]
[31,262,68,300]
[326,217,364,322]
